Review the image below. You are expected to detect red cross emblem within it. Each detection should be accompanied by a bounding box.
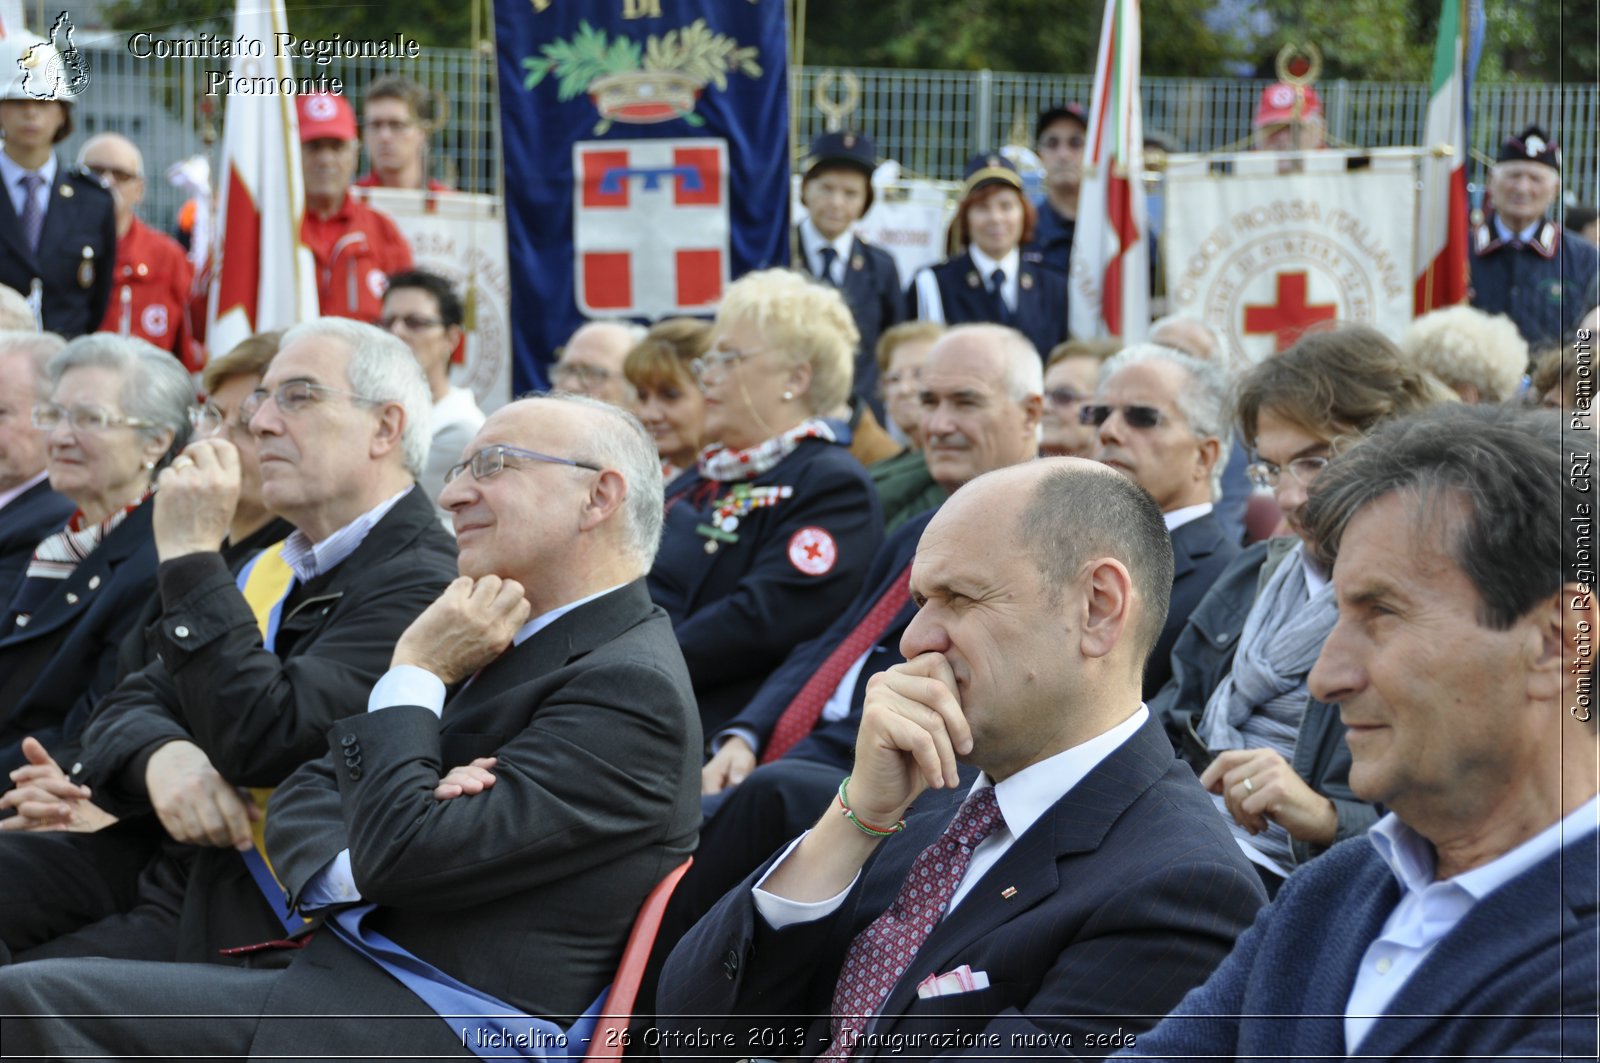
[787,526,838,576]
[1243,271,1338,352]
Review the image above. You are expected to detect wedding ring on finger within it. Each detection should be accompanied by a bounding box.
[1242,776,1256,794]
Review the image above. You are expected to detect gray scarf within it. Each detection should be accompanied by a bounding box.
[1198,541,1339,751]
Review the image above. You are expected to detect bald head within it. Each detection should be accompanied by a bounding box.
[77,133,145,229]
[555,322,648,408]
[1148,316,1224,368]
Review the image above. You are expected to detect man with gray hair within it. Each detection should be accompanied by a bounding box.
[2,394,704,1061]
[1116,404,1596,1059]
[553,319,648,408]
[0,318,457,966]
[0,330,70,596]
[1090,343,1238,695]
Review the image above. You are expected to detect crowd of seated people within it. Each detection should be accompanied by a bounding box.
[0,248,1593,1061]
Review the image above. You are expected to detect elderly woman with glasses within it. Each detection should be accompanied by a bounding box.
[648,269,884,734]
[907,153,1069,361]
[0,334,192,772]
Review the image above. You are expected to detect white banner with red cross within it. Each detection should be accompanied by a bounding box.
[1161,149,1418,364]
[573,138,730,319]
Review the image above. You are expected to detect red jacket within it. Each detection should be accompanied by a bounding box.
[300,192,413,324]
[97,217,198,369]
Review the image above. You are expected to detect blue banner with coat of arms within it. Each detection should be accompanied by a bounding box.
[494,0,790,391]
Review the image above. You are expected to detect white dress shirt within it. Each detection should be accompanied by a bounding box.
[798,216,853,286]
[966,246,1021,314]
[753,705,1150,928]
[1163,502,1212,533]
[300,582,630,908]
[1343,796,1600,1051]
[278,487,412,583]
[0,149,56,223]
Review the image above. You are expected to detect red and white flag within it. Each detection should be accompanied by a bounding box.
[1413,0,1471,314]
[1069,0,1148,342]
[205,0,318,360]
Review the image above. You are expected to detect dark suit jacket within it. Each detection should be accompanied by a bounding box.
[0,477,72,609]
[0,501,155,773]
[649,440,883,734]
[1131,827,1598,1060]
[793,228,904,417]
[252,580,702,1054]
[0,161,117,337]
[911,252,1068,360]
[658,715,1266,1060]
[721,511,933,768]
[1147,511,1240,699]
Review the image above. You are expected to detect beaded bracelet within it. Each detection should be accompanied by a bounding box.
[836,775,906,837]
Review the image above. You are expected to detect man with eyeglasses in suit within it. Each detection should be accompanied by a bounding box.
[1088,343,1239,698]
[0,318,457,967]
[79,134,195,368]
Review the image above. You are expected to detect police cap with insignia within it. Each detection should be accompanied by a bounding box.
[961,152,1024,198]
[1034,102,1087,143]
[1498,124,1561,171]
[801,130,878,212]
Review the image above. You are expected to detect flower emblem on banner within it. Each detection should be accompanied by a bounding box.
[521,19,763,134]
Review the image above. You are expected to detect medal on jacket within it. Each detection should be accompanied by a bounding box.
[695,484,795,553]
[77,245,95,289]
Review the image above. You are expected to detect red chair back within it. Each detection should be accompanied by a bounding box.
[582,857,694,1062]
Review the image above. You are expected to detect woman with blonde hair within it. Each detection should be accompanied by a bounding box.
[648,269,883,733]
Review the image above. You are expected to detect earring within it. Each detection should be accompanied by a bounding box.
[143,460,155,471]
[783,390,794,401]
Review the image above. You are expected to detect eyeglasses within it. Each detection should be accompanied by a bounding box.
[32,403,152,432]
[240,380,379,421]
[84,164,141,184]
[1046,386,1091,409]
[189,401,252,438]
[1039,134,1086,150]
[444,444,601,484]
[689,348,757,380]
[1079,403,1166,429]
[1246,455,1330,490]
[380,313,445,332]
[551,363,614,387]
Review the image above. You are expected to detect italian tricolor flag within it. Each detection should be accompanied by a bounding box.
[1414,0,1472,314]
[1069,0,1148,341]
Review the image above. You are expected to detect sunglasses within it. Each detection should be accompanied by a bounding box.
[1079,404,1166,429]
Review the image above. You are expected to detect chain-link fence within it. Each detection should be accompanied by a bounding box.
[56,37,1599,239]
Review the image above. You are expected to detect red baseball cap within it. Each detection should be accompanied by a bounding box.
[1254,83,1322,127]
[296,93,357,142]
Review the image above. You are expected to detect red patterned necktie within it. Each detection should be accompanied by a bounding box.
[761,562,913,764]
[820,786,1006,1061]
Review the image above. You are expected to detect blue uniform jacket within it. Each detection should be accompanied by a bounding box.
[1469,215,1598,346]
[909,251,1069,359]
[0,161,117,338]
[648,438,884,735]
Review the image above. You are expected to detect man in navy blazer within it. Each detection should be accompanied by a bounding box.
[0,332,71,600]
[1088,343,1239,696]
[1121,406,1597,1059]
[658,459,1265,1060]
[677,325,1044,930]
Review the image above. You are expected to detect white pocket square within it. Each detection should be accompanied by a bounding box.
[915,964,991,999]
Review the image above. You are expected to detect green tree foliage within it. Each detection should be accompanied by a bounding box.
[800,0,1239,76]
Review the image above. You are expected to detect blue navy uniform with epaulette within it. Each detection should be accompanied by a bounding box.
[792,131,905,418]
[0,32,116,338]
[648,432,884,736]
[908,153,1068,360]
[1469,125,1599,347]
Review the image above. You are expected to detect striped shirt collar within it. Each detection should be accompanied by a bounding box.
[279,486,412,584]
